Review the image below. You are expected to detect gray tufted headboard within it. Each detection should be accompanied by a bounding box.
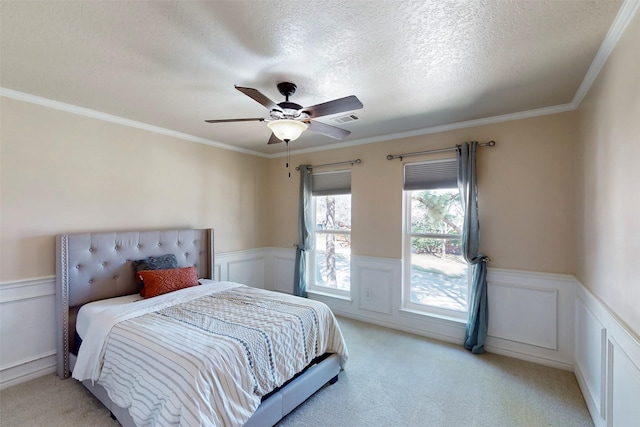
[55,228,214,379]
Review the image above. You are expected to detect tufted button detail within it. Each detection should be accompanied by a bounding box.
[184,252,189,257]
[89,279,94,284]
[89,247,94,253]
[157,243,162,247]
[137,244,142,248]
[177,241,181,246]
[115,245,121,251]
[76,265,81,270]
[113,276,119,280]
[102,262,107,267]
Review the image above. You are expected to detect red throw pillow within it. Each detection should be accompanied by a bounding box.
[138,266,199,298]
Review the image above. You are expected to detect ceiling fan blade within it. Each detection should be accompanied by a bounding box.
[307,120,351,140]
[303,95,363,118]
[267,133,281,144]
[205,118,265,123]
[235,86,280,111]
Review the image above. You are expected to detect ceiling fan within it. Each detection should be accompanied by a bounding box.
[205,82,363,144]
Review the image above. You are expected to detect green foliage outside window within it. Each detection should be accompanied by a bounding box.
[411,189,463,256]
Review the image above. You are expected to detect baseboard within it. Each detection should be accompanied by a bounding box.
[484,345,574,371]
[0,352,56,390]
[331,308,466,347]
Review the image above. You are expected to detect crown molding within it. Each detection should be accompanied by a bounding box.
[572,0,640,106]
[0,88,269,158]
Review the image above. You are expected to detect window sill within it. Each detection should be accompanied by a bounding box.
[398,308,467,325]
[307,289,352,302]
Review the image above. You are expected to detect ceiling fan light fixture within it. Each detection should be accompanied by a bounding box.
[267,119,308,142]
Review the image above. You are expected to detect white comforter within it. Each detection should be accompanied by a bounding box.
[73,281,348,426]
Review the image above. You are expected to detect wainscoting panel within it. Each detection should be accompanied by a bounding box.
[267,249,296,294]
[216,248,267,288]
[488,283,558,350]
[575,284,640,427]
[228,258,265,288]
[0,277,57,389]
[484,269,575,370]
[356,262,393,315]
[608,336,640,427]
[574,297,606,420]
[216,248,295,292]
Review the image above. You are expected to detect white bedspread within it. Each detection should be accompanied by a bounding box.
[73,281,348,426]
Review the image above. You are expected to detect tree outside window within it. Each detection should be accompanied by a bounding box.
[407,188,468,313]
[313,194,351,291]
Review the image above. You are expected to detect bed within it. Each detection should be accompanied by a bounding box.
[55,228,347,426]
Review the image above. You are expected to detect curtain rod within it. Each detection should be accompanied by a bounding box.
[386,140,496,161]
[295,159,362,171]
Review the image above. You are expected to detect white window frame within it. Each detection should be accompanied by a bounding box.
[402,160,470,320]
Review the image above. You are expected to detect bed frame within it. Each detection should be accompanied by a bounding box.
[55,228,341,427]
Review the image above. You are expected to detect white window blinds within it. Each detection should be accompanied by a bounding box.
[404,158,458,190]
[312,170,351,195]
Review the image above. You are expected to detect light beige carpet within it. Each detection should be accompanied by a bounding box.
[0,317,593,426]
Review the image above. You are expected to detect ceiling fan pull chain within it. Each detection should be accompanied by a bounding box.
[286,141,291,178]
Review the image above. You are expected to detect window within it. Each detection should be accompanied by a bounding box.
[309,170,351,296]
[403,159,469,318]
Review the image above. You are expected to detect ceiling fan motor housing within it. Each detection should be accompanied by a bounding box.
[277,82,297,99]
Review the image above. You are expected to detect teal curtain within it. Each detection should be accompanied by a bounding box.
[293,165,313,297]
[457,141,489,354]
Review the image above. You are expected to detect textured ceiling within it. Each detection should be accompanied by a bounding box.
[0,1,627,156]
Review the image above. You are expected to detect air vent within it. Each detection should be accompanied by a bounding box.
[332,114,360,124]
